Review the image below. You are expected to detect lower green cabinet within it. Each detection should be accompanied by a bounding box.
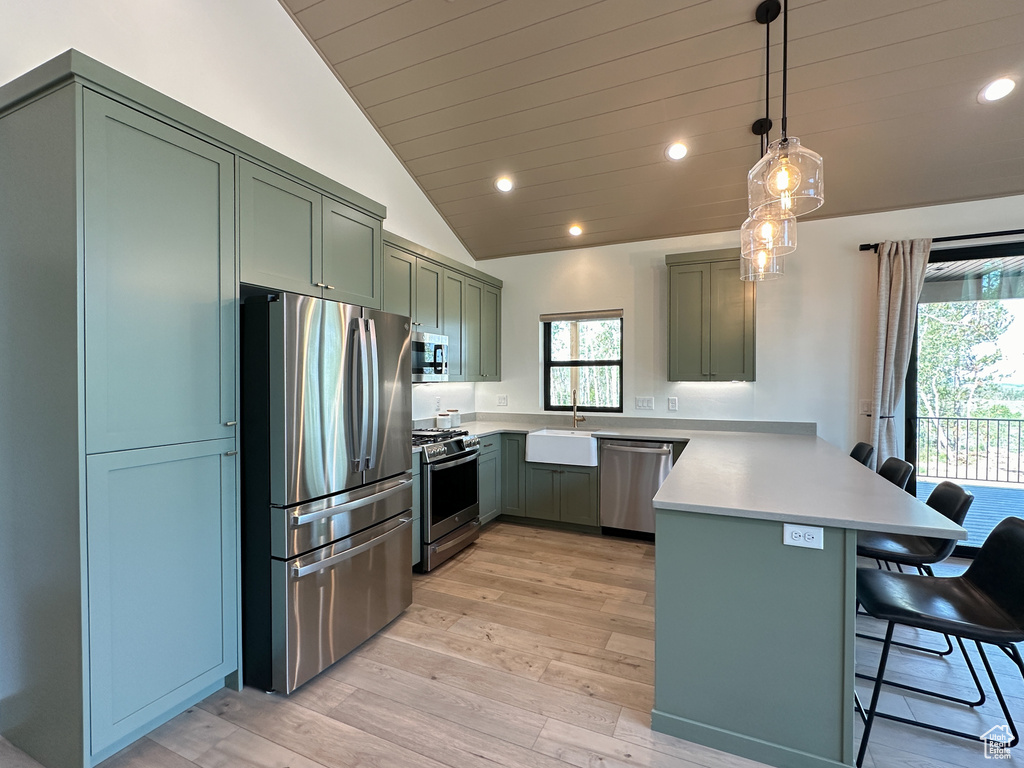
[501,433,527,517]
[525,462,599,527]
[412,460,422,566]
[478,438,501,524]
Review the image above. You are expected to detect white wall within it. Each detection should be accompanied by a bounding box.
[0,0,474,267]
[477,195,1024,450]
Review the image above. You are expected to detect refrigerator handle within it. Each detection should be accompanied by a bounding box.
[366,318,380,469]
[356,318,371,473]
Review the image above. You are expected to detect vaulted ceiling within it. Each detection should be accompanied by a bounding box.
[279,0,1024,260]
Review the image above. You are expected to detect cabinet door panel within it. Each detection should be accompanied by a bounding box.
[415,259,443,334]
[84,93,235,453]
[86,440,237,752]
[559,466,599,527]
[384,246,416,318]
[710,261,755,381]
[481,284,501,380]
[442,269,466,380]
[239,159,320,295]
[525,465,560,521]
[464,278,483,381]
[668,264,710,381]
[501,434,526,517]
[323,197,382,309]
[478,440,502,524]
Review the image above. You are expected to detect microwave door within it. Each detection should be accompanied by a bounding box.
[362,307,412,484]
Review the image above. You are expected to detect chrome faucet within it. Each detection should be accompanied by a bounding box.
[572,388,586,429]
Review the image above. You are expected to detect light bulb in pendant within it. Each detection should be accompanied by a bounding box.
[767,157,801,197]
[756,249,769,270]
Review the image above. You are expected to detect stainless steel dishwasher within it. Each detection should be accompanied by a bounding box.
[599,440,675,534]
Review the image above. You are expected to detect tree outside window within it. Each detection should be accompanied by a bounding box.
[543,314,622,412]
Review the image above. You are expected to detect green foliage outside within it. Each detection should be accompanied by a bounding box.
[549,319,621,409]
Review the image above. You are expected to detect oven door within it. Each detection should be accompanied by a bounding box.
[424,451,479,543]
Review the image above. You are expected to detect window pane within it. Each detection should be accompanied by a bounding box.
[577,319,621,361]
[549,365,620,409]
[550,321,573,362]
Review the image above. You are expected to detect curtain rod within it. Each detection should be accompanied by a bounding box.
[858,228,1024,252]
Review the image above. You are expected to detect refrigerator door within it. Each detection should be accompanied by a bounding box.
[276,294,363,504]
[361,307,412,484]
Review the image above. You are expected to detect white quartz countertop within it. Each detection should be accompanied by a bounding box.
[653,431,966,539]
[468,420,693,442]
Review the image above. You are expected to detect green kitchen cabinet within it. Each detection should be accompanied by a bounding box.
[478,437,502,524]
[322,195,382,309]
[239,160,321,297]
[411,459,422,566]
[442,268,467,380]
[84,94,236,454]
[415,258,444,334]
[85,440,237,752]
[501,433,527,517]
[525,462,599,526]
[667,249,755,382]
[383,244,416,319]
[480,283,502,380]
[240,163,383,308]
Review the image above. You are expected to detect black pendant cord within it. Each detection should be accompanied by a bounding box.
[763,8,771,155]
[781,0,788,141]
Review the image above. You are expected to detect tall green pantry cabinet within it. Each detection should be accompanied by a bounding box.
[0,53,238,768]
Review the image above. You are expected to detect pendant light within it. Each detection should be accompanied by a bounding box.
[741,0,790,282]
[747,0,823,218]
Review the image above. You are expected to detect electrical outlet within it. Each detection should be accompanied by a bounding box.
[497,394,508,406]
[435,396,442,411]
[668,396,678,411]
[783,524,824,550]
[635,397,654,410]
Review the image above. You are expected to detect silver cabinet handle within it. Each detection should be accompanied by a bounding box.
[292,517,411,577]
[326,285,336,290]
[315,282,327,288]
[225,450,238,456]
[603,444,672,455]
[225,420,237,427]
[291,478,410,527]
[412,321,422,326]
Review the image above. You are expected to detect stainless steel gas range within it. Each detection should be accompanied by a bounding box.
[413,429,481,570]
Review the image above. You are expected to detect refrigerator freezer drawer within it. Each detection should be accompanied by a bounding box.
[271,514,412,693]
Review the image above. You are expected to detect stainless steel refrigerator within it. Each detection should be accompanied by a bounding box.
[241,293,412,693]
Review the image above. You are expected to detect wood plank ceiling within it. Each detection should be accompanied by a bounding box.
[279,0,1024,260]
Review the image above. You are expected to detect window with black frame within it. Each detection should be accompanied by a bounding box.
[542,310,623,413]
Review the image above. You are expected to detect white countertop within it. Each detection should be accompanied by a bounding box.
[653,431,966,539]
[468,419,692,442]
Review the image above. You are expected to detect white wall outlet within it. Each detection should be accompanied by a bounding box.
[783,524,824,550]
[497,394,508,406]
[859,399,871,416]
[435,396,442,411]
[668,396,678,411]
[635,397,654,410]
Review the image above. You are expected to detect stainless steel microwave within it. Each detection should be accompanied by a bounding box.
[412,331,448,382]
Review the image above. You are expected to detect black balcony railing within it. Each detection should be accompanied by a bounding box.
[917,417,1024,484]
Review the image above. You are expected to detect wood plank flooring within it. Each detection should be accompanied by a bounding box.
[0,524,1016,768]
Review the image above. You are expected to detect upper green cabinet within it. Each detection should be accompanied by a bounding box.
[667,249,755,382]
[382,232,502,380]
[84,94,236,454]
[240,160,383,308]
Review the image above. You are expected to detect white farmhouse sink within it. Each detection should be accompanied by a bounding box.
[525,428,599,466]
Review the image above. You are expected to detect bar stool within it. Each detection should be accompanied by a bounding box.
[855,516,1024,767]
[850,442,874,466]
[875,456,913,491]
[856,481,974,656]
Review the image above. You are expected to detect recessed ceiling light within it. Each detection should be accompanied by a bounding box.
[569,225,583,237]
[980,77,1015,103]
[666,142,688,161]
[494,176,514,192]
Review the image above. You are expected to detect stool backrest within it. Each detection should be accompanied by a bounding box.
[922,481,975,563]
[877,457,913,491]
[964,516,1024,632]
[850,442,874,466]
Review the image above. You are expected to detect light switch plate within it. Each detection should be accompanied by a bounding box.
[859,399,871,416]
[668,396,678,411]
[784,524,824,550]
[497,394,508,406]
[635,397,654,410]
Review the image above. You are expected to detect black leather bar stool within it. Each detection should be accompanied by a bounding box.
[875,456,913,491]
[850,442,874,466]
[856,481,974,656]
[855,516,1024,767]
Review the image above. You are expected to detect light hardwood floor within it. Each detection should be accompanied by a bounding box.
[0,525,1015,768]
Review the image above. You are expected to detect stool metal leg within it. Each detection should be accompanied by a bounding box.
[855,634,985,706]
[857,621,895,767]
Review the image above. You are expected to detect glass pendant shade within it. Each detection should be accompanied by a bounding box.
[740,247,784,281]
[741,210,796,258]
[747,137,823,217]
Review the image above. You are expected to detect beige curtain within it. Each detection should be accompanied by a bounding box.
[870,239,931,468]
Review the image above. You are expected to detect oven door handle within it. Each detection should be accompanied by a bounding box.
[431,519,481,556]
[428,452,479,471]
[290,479,410,527]
[292,517,411,578]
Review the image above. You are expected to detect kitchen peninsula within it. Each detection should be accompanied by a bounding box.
[651,432,966,768]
